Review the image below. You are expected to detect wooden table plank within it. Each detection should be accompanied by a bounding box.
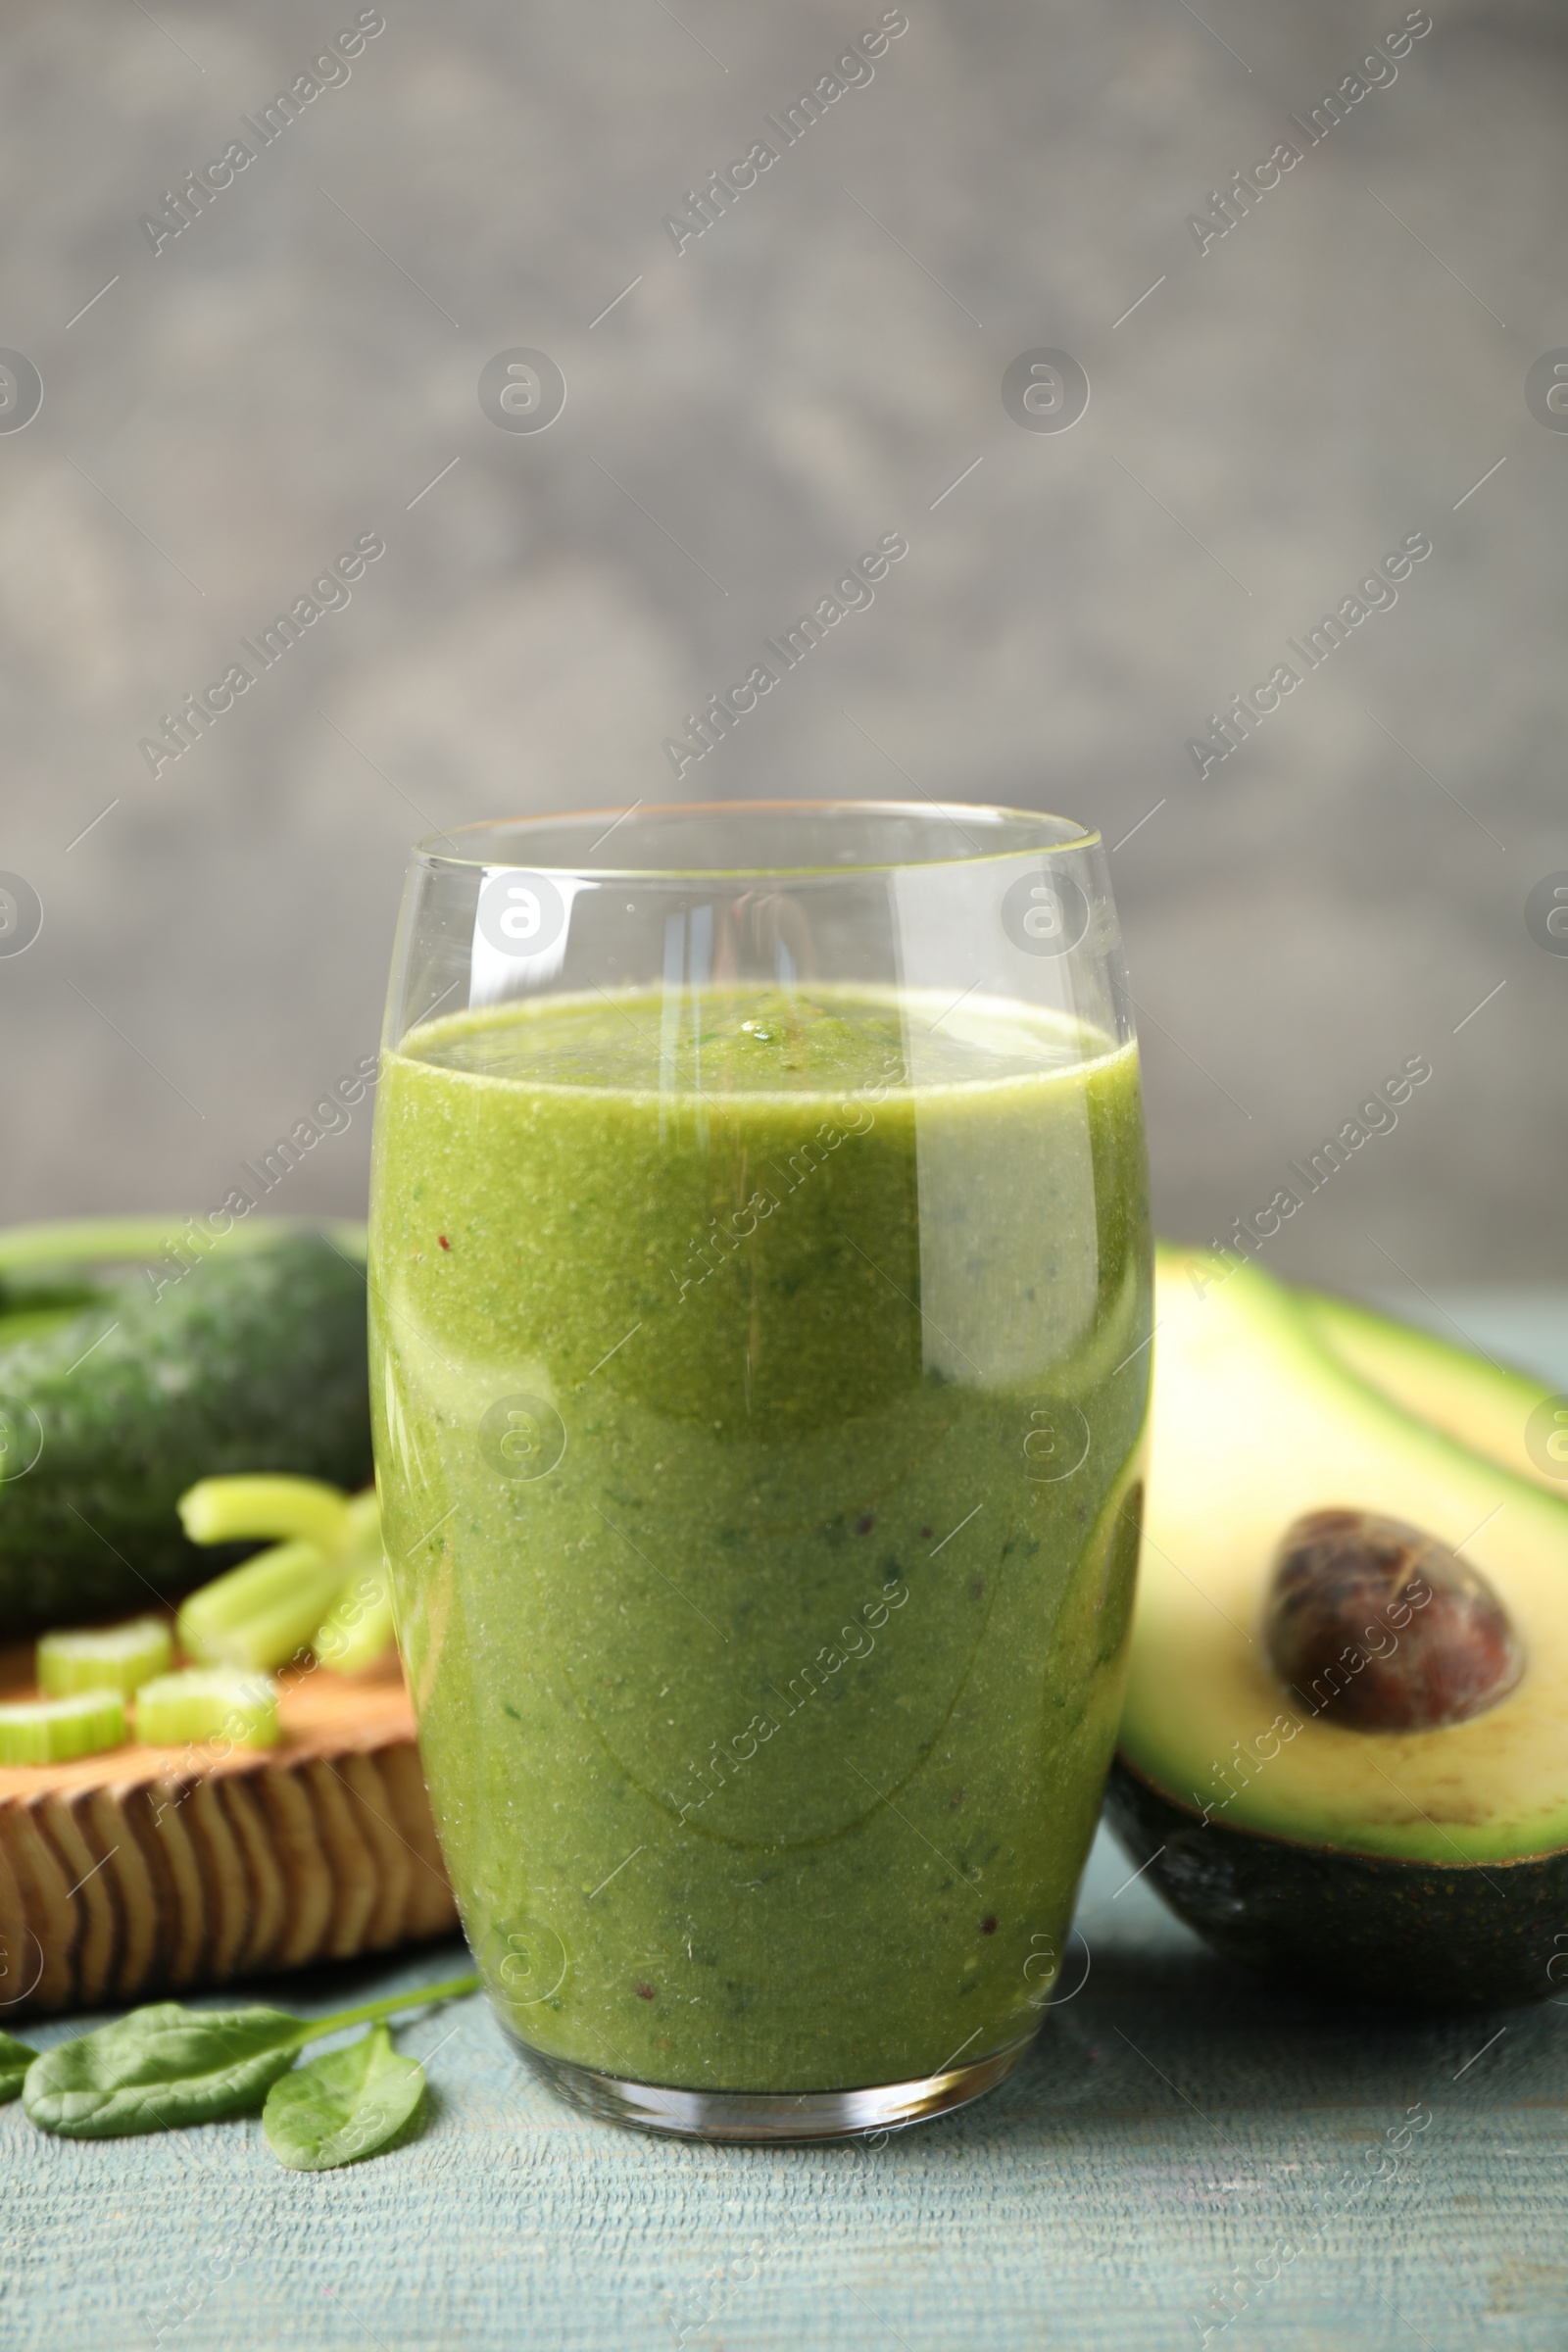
[4,1823,1565,2351]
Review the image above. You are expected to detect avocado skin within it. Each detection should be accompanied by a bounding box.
[0,1233,370,1636]
[1104,1752,1568,2010]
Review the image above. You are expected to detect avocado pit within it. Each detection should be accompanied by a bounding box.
[1263,1506,1523,1733]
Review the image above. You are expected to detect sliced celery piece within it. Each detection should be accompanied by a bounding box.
[37,1616,172,1699]
[178,1475,353,1554]
[0,1690,126,1765]
[134,1670,279,1750]
[178,1539,349,1672]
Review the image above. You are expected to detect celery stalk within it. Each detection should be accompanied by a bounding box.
[178,1540,350,1672]
[313,1579,395,1675]
[311,1492,393,1673]
[178,1475,353,1553]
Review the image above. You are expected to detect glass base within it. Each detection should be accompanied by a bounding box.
[512,2030,1038,2142]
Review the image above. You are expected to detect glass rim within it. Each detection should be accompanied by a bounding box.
[413,800,1100,880]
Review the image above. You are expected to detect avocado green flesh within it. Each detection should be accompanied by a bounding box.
[1298,1285,1560,1498]
[1105,1754,1568,2009]
[1123,1250,1568,1867]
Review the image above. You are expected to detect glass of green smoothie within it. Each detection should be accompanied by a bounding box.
[369,801,1151,2140]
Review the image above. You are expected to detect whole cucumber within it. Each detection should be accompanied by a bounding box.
[0,1229,371,1635]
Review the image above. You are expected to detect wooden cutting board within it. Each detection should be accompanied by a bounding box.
[0,1642,460,2017]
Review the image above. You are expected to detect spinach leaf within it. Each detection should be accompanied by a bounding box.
[263,2024,423,2172]
[23,2003,306,2137]
[0,2030,39,2102]
[21,1971,477,2149]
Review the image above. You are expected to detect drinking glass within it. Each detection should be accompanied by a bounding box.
[369,801,1151,2140]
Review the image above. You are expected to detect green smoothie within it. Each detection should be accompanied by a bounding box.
[369,984,1150,2092]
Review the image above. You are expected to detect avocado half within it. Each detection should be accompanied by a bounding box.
[1298,1282,1566,1501]
[1110,1248,1568,2009]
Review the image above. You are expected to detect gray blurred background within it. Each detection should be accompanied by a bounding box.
[1,0,1564,1291]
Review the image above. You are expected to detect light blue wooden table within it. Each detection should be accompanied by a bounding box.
[6,1296,1567,2352]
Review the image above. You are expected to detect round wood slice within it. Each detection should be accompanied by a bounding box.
[0,1642,459,2017]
